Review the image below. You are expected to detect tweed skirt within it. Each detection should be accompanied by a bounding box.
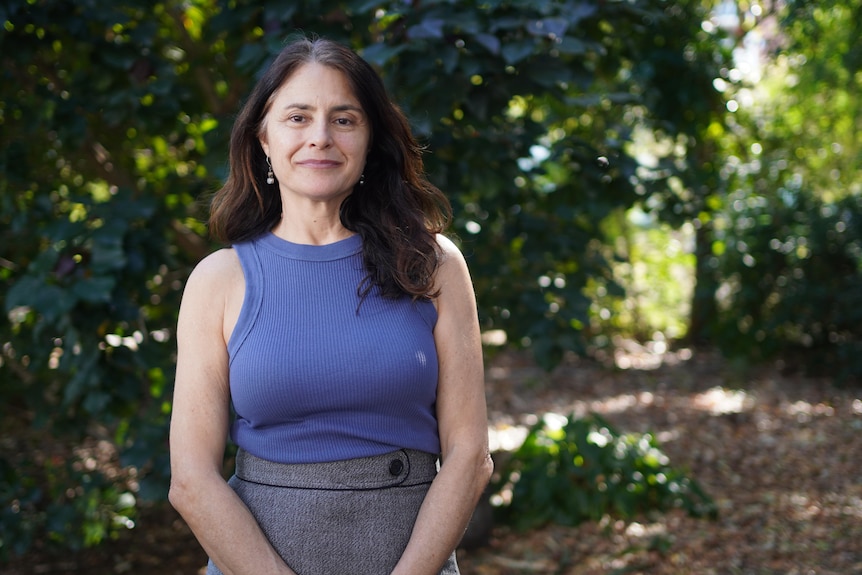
[206,448,459,575]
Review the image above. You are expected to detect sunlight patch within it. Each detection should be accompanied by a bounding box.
[692,387,753,415]
[488,423,530,452]
[784,400,835,423]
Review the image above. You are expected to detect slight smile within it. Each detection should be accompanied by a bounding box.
[296,160,342,168]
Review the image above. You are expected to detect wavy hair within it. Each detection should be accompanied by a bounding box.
[209,36,451,300]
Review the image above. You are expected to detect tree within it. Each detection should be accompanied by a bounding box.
[0,0,723,556]
[704,0,862,378]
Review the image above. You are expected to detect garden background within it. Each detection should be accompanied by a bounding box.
[2,1,861,573]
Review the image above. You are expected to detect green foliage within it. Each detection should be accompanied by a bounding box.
[366,0,689,367]
[711,189,862,380]
[0,449,136,556]
[0,0,216,556]
[700,0,862,380]
[0,0,725,557]
[492,413,717,531]
[589,210,695,344]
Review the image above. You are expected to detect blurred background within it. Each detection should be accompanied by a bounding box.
[1,0,860,572]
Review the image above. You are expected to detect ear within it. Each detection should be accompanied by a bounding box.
[258,135,270,158]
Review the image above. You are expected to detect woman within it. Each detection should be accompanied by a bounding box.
[168,36,493,575]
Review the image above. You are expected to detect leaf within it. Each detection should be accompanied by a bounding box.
[5,276,76,321]
[90,236,127,274]
[526,18,569,38]
[523,60,569,88]
[501,39,536,65]
[438,44,459,75]
[567,2,599,26]
[473,33,501,55]
[407,17,445,40]
[83,390,111,414]
[235,43,267,73]
[360,42,407,67]
[347,0,387,13]
[63,349,101,406]
[263,2,298,22]
[70,276,116,304]
[557,36,590,55]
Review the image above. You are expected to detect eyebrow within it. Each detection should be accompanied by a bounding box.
[282,103,365,114]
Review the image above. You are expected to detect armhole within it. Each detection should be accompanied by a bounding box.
[227,241,263,364]
[416,298,439,331]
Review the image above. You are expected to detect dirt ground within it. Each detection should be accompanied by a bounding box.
[6,346,862,574]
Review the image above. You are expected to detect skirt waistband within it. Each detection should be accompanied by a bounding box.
[235,448,439,491]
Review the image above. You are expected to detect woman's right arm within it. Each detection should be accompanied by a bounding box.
[168,249,296,575]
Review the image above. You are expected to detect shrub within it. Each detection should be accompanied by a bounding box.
[711,190,862,382]
[492,412,716,531]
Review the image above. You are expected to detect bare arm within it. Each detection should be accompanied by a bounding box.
[391,235,494,575]
[168,249,296,575]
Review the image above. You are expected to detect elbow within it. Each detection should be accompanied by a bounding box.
[168,473,200,519]
[168,458,228,518]
[471,449,494,501]
[443,442,495,500]
[480,450,494,488]
[168,478,188,515]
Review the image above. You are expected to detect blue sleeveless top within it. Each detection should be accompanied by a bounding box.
[228,232,440,464]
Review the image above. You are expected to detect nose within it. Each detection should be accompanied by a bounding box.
[309,121,332,149]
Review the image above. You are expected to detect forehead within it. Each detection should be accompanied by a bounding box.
[272,62,362,107]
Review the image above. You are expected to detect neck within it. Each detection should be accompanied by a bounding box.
[271,211,353,246]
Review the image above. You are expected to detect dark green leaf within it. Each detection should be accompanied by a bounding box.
[407,17,445,40]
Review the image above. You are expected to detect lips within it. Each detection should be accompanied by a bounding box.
[296,159,342,168]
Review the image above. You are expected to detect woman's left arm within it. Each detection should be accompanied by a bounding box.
[391,235,494,575]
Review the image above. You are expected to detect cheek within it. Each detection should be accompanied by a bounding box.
[355,133,372,158]
[267,130,303,155]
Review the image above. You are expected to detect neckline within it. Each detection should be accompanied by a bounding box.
[257,232,362,261]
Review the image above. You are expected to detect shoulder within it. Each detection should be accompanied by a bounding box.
[180,248,242,310]
[431,234,475,307]
[435,234,467,265]
[178,247,244,343]
[186,247,241,287]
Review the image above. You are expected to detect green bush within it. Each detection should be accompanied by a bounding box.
[711,190,862,382]
[0,445,137,559]
[492,413,716,531]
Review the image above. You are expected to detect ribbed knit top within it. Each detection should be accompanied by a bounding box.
[228,232,441,464]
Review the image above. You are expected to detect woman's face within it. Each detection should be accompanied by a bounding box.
[259,63,371,206]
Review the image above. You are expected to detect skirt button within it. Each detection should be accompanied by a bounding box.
[388,459,404,476]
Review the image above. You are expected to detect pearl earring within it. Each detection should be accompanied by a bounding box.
[266,156,275,185]
[359,173,365,186]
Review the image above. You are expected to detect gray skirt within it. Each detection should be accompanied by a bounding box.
[206,448,460,575]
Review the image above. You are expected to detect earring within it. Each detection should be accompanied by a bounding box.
[266,156,275,185]
[358,173,365,186]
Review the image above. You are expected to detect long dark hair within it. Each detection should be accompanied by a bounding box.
[209,36,451,300]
